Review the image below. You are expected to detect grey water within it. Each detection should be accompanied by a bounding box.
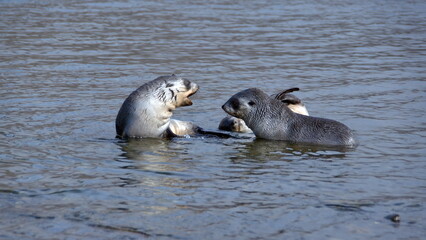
[1,0,425,239]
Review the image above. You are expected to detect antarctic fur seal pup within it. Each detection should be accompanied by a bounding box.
[218,88,309,133]
[222,88,357,146]
[115,75,201,139]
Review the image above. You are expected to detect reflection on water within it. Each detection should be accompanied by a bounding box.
[117,138,191,178]
[1,0,426,239]
[118,138,175,162]
[231,138,351,162]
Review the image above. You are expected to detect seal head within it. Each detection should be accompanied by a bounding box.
[218,116,252,133]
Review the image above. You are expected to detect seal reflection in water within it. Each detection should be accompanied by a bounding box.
[218,88,309,133]
[115,74,201,139]
[222,88,357,147]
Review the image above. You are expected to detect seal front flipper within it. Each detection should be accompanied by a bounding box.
[274,89,302,105]
[275,87,300,97]
[168,119,199,136]
[163,127,179,139]
[272,88,309,116]
[196,128,236,138]
[168,119,236,138]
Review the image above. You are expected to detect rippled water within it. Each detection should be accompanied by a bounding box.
[1,0,426,239]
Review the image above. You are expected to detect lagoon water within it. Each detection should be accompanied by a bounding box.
[1,0,425,239]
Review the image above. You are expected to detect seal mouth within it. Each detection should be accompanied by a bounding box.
[187,91,196,98]
[222,104,231,115]
[181,84,199,106]
[221,104,227,112]
[222,103,236,116]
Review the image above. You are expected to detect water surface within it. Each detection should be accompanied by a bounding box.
[1,0,426,239]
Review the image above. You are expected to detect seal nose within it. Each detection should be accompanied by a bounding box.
[221,104,225,110]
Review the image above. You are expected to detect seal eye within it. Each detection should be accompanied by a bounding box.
[248,101,255,106]
[166,83,174,88]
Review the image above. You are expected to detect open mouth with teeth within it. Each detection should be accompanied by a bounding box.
[180,84,199,107]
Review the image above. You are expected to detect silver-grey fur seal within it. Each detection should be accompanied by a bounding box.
[222,88,357,146]
[218,88,309,133]
[116,75,200,139]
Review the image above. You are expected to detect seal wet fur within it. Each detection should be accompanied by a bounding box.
[222,88,357,146]
[115,75,200,139]
[271,88,309,116]
[218,88,309,133]
[218,116,252,133]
